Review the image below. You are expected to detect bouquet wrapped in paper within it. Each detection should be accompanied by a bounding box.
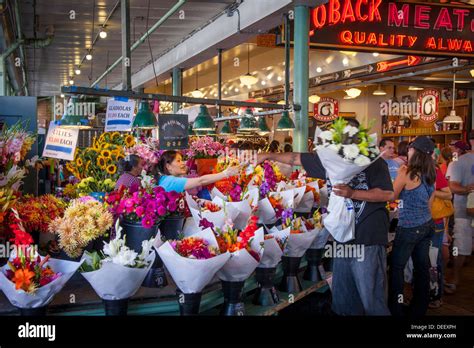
[0,247,82,311]
[303,210,330,249]
[315,118,379,242]
[288,170,322,213]
[215,216,264,282]
[79,221,155,301]
[267,212,318,258]
[157,228,231,293]
[185,193,239,230]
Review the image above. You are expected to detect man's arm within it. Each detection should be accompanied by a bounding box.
[449,181,474,195]
[257,152,302,166]
[332,185,394,202]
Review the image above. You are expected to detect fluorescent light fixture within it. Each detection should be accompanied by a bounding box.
[345,88,361,98]
[408,86,424,91]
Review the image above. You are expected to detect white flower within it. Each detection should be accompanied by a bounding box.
[343,125,359,137]
[139,238,155,260]
[319,130,334,143]
[328,143,342,153]
[354,155,371,166]
[112,248,138,267]
[342,144,360,159]
[103,238,124,258]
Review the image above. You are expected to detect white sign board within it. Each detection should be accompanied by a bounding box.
[42,122,79,161]
[104,99,136,132]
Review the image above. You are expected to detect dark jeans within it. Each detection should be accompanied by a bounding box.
[430,222,445,301]
[331,245,390,316]
[389,220,434,316]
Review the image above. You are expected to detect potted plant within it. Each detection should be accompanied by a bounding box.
[185,136,224,175]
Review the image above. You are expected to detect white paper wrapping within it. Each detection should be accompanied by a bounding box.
[258,237,283,268]
[186,193,239,230]
[316,146,377,243]
[257,190,295,225]
[308,227,330,249]
[183,217,200,236]
[216,228,264,282]
[157,228,231,293]
[0,257,83,308]
[81,252,155,300]
[212,196,252,230]
[269,226,318,258]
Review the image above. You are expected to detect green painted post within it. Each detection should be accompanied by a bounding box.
[0,59,5,96]
[293,5,309,152]
[172,67,182,113]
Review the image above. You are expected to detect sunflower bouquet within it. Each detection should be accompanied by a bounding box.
[66,132,135,194]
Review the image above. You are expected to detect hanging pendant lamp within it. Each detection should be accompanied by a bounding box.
[240,44,258,87]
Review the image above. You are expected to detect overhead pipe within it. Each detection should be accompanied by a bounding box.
[91,0,186,88]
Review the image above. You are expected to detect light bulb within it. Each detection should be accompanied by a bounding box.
[60,94,65,98]
[316,67,322,73]
[69,79,74,85]
[342,58,349,66]
[75,68,81,75]
[373,52,380,57]
[99,29,107,39]
[277,76,282,81]
[86,53,92,60]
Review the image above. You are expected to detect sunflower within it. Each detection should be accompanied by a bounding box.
[98,133,106,143]
[85,160,91,173]
[97,156,107,169]
[116,155,125,162]
[111,132,120,140]
[125,135,135,147]
[106,164,117,175]
[101,149,112,158]
[76,157,83,167]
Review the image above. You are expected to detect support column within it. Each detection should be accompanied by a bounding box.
[0,59,5,96]
[121,0,132,91]
[172,67,182,113]
[292,5,309,152]
[217,48,223,116]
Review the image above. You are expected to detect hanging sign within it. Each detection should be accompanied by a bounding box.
[314,97,339,122]
[42,121,79,161]
[309,1,474,58]
[158,114,189,150]
[104,99,136,132]
[418,89,440,122]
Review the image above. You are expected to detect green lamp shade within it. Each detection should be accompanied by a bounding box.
[276,111,295,131]
[59,97,92,129]
[133,101,157,129]
[258,117,270,135]
[193,105,215,131]
[220,121,232,134]
[238,108,259,131]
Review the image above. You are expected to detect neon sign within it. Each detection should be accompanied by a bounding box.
[309,0,474,58]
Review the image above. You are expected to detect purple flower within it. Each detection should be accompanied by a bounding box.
[260,182,270,197]
[136,206,145,217]
[157,205,167,216]
[281,208,293,221]
[167,201,177,212]
[142,215,155,228]
[199,218,214,231]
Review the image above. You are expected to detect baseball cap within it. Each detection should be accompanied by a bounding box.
[454,141,471,152]
[409,136,435,155]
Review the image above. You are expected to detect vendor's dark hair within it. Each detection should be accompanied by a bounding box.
[156,150,180,176]
[407,148,436,186]
[379,138,393,148]
[398,141,408,157]
[118,154,140,173]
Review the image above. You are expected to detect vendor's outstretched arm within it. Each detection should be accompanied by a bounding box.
[257,152,302,166]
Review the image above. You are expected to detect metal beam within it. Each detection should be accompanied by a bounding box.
[92,0,186,88]
[0,59,5,96]
[172,67,182,113]
[284,13,290,107]
[61,86,286,110]
[121,0,132,91]
[293,5,309,152]
[217,48,223,116]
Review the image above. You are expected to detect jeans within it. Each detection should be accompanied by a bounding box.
[389,220,434,316]
[331,245,390,316]
[430,222,445,301]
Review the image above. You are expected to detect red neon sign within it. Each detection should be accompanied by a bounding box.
[376,56,421,72]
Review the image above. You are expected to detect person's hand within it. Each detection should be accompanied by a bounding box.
[223,165,240,178]
[332,184,354,199]
[467,184,474,192]
[256,153,268,164]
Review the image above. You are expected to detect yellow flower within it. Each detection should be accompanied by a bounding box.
[125,135,135,147]
[76,157,83,167]
[106,164,117,175]
[85,160,91,172]
[111,132,120,140]
[97,157,107,169]
[116,155,124,162]
[101,149,112,158]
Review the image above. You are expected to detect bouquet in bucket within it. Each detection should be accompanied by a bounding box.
[126,137,164,172]
[215,215,264,282]
[185,193,239,231]
[267,212,319,258]
[49,197,113,258]
[0,219,82,311]
[80,220,155,302]
[287,170,322,213]
[315,117,379,242]
[303,210,330,249]
[157,228,231,294]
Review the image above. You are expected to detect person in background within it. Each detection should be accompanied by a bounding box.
[380,139,400,181]
[439,147,453,178]
[393,141,408,167]
[267,140,280,153]
[447,132,474,294]
[446,141,470,180]
[429,153,452,309]
[115,154,144,191]
[390,136,436,317]
[257,118,394,316]
[155,150,240,193]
